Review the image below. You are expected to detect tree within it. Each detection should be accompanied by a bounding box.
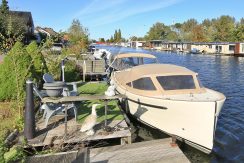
[239,18,244,25]
[67,19,89,53]
[109,35,114,43]
[0,42,34,116]
[145,22,170,40]
[233,24,244,41]
[114,30,118,42]
[99,38,105,42]
[191,25,207,42]
[213,15,235,41]
[117,29,122,42]
[0,0,9,14]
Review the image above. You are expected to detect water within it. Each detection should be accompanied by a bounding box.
[96,45,244,162]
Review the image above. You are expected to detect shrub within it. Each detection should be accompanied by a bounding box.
[26,41,48,85]
[64,60,81,82]
[0,42,35,116]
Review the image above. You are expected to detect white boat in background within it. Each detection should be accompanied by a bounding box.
[93,48,111,60]
[111,53,226,153]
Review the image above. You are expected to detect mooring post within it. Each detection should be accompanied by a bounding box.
[104,100,108,126]
[24,79,35,139]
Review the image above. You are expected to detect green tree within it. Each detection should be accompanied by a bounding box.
[233,24,244,41]
[191,25,207,42]
[0,42,34,116]
[114,30,118,42]
[0,0,9,14]
[109,35,114,43]
[145,22,170,40]
[99,38,105,42]
[26,41,47,84]
[213,15,235,41]
[181,19,198,41]
[241,18,244,24]
[118,29,122,42]
[67,19,89,52]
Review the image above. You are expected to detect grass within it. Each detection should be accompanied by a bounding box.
[77,82,124,123]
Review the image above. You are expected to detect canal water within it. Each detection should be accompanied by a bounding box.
[96,45,244,162]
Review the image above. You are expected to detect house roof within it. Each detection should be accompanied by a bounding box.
[9,11,34,27]
[35,26,57,36]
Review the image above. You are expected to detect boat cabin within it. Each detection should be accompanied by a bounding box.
[114,64,206,96]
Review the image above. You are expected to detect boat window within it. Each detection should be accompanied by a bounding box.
[132,77,156,90]
[126,82,132,87]
[157,75,196,90]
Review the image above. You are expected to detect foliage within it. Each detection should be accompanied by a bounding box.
[144,15,244,42]
[145,22,170,40]
[26,41,48,84]
[4,145,25,163]
[0,0,28,52]
[213,15,235,42]
[63,60,81,82]
[233,24,244,41]
[109,29,123,43]
[67,19,89,52]
[0,42,34,117]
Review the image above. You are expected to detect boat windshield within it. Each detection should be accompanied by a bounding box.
[156,75,196,90]
[111,57,157,70]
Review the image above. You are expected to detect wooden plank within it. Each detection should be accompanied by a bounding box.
[28,119,131,147]
[26,151,78,163]
[42,94,126,104]
[90,138,190,163]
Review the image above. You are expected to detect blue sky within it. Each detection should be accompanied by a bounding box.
[7,0,244,40]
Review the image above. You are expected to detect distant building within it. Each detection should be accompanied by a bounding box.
[235,43,244,55]
[149,40,244,55]
[9,11,34,44]
[129,41,146,48]
[35,27,58,43]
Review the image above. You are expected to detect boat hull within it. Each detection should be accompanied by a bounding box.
[116,85,224,153]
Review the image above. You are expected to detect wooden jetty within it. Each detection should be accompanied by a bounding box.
[27,94,131,147]
[27,117,131,147]
[27,138,190,163]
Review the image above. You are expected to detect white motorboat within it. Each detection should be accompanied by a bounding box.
[93,48,111,60]
[111,53,226,153]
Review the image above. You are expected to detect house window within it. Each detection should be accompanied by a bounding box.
[229,45,235,51]
[209,45,212,49]
[156,75,196,90]
[132,77,156,90]
[241,44,244,53]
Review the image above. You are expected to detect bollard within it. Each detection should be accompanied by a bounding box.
[24,79,35,139]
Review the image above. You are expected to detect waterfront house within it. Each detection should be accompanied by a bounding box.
[234,43,244,55]
[149,40,240,55]
[9,11,34,44]
[129,41,146,48]
[190,42,236,54]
